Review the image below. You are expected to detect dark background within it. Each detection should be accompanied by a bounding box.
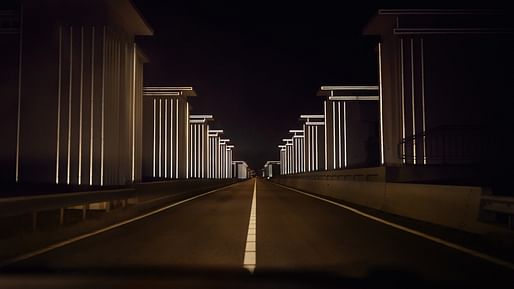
[132,0,502,170]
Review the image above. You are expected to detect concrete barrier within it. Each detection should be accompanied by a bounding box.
[272,177,509,235]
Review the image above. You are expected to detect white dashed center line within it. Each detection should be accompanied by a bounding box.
[243,178,257,273]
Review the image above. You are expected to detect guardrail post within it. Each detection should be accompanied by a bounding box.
[32,211,37,231]
[82,204,87,220]
[59,208,64,225]
[122,199,127,208]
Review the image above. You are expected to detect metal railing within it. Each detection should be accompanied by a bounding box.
[0,10,20,34]
[0,188,137,231]
[399,125,482,165]
[481,195,514,230]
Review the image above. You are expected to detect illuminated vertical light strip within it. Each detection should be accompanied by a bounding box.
[208,137,211,178]
[400,38,406,164]
[78,26,84,185]
[224,146,227,178]
[420,38,427,165]
[378,42,385,165]
[100,27,106,186]
[215,138,218,178]
[175,99,178,178]
[324,101,327,170]
[307,125,314,172]
[343,102,348,168]
[216,138,220,179]
[287,146,293,174]
[198,125,202,178]
[206,129,209,178]
[89,27,95,185]
[243,178,257,273]
[311,129,314,171]
[131,43,136,181]
[186,103,189,179]
[66,26,73,185]
[196,125,199,178]
[213,138,216,177]
[207,136,209,178]
[337,102,342,169]
[300,137,305,173]
[170,99,173,178]
[202,126,205,178]
[295,138,300,173]
[280,150,283,174]
[164,99,168,178]
[158,99,162,177]
[314,126,317,171]
[190,124,193,178]
[410,38,417,165]
[306,126,310,171]
[15,8,23,182]
[191,124,197,178]
[152,99,156,177]
[293,139,296,173]
[332,101,336,170]
[55,26,63,184]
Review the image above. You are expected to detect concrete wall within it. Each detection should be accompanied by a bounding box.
[272,176,508,235]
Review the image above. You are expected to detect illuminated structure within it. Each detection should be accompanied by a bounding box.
[318,86,380,170]
[189,115,213,178]
[0,0,152,186]
[233,161,249,179]
[263,161,280,178]
[300,115,325,172]
[142,87,195,180]
[220,141,234,179]
[290,130,305,174]
[207,129,223,178]
[364,9,514,167]
[363,9,514,191]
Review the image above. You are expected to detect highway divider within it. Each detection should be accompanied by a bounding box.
[270,176,513,236]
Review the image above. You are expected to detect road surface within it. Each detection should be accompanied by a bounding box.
[4,178,514,288]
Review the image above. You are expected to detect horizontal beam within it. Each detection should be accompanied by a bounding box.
[190,115,214,119]
[144,87,193,91]
[321,86,379,91]
[393,28,514,35]
[329,95,379,101]
[300,114,324,119]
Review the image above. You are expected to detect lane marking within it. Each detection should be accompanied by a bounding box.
[0,182,242,268]
[271,181,514,271]
[243,178,257,273]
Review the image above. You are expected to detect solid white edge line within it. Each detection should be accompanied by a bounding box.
[0,182,241,268]
[270,182,514,271]
[243,178,257,273]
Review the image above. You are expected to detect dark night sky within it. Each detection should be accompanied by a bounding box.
[132,0,496,170]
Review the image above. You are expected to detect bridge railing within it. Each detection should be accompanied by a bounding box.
[481,195,514,230]
[399,125,482,165]
[0,179,237,234]
[0,188,137,231]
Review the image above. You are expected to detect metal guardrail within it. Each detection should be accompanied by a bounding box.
[0,179,238,233]
[399,125,482,165]
[0,188,136,218]
[0,188,137,230]
[481,195,514,230]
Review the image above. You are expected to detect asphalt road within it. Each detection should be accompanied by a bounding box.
[5,178,514,287]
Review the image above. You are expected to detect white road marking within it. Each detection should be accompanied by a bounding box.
[272,182,514,271]
[243,178,257,273]
[0,182,241,268]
